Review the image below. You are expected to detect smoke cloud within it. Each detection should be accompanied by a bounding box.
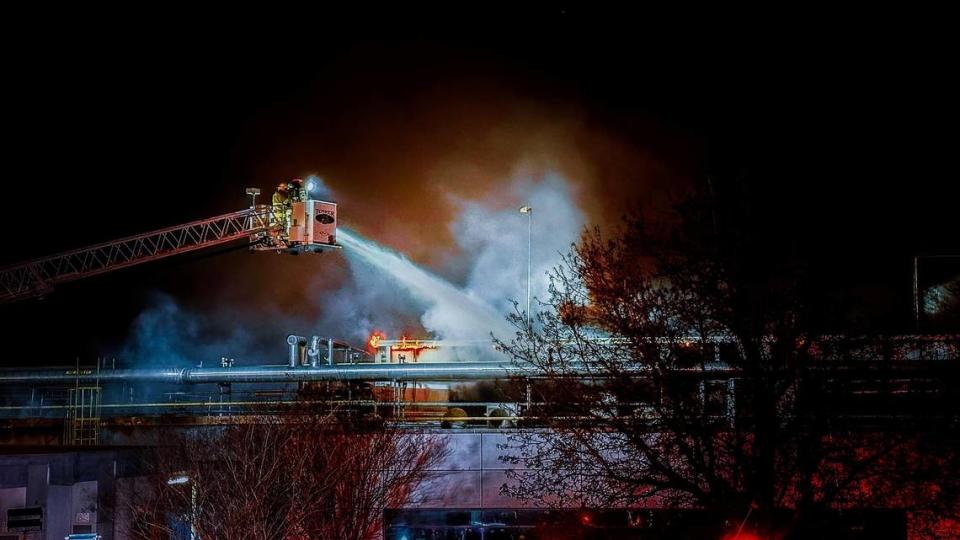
[120,292,258,366]
[452,172,586,319]
[338,228,511,340]
[83,38,696,367]
[116,173,586,365]
[329,171,585,344]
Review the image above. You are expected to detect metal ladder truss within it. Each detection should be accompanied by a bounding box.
[0,207,273,303]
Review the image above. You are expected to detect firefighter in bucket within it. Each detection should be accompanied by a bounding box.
[271,182,291,238]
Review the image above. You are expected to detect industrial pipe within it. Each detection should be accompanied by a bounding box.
[286,335,306,367]
[307,336,322,367]
[0,361,735,386]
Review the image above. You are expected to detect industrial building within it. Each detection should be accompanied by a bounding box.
[1,193,958,538]
[0,333,957,539]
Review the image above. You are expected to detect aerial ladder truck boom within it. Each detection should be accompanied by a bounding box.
[0,189,339,304]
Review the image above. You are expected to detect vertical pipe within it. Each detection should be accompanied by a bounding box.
[287,335,306,368]
[287,335,297,368]
[913,256,920,332]
[527,209,532,331]
[327,338,334,366]
[308,336,321,367]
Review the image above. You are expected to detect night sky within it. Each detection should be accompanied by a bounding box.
[1,8,957,366]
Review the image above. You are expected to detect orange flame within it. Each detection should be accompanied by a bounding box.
[388,337,438,360]
[367,331,385,351]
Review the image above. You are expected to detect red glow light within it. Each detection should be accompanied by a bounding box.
[722,532,761,540]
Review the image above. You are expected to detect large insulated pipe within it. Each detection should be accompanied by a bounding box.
[286,335,306,367]
[0,367,189,384]
[0,362,735,386]
[0,363,520,384]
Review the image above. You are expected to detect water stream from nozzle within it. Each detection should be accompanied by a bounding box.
[338,229,511,340]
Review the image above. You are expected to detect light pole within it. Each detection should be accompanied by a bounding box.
[168,473,197,540]
[245,187,261,208]
[519,205,533,330]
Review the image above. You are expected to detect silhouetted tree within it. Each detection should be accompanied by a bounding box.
[121,413,446,540]
[496,182,960,538]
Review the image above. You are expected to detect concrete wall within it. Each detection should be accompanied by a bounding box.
[45,485,71,540]
[0,452,117,539]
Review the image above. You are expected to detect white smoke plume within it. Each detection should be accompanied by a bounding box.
[452,172,586,319]
[339,229,512,340]
[117,172,586,364]
[333,172,585,341]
